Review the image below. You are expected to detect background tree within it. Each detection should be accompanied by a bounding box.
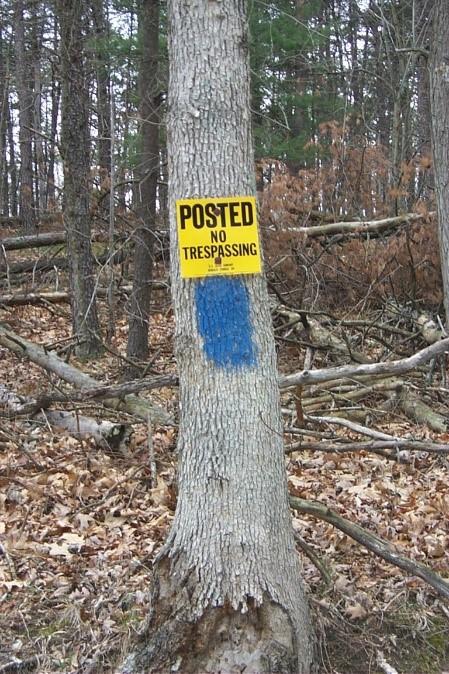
[430,0,449,325]
[125,0,160,378]
[119,1,314,672]
[57,0,102,357]
[0,21,10,216]
[91,0,112,217]
[14,0,36,230]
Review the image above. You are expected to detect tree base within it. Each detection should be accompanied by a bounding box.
[117,561,312,674]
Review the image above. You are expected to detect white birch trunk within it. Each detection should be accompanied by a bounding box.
[119,2,313,672]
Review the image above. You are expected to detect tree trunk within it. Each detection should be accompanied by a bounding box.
[30,0,46,216]
[430,0,449,326]
[14,0,36,231]
[91,0,112,216]
[47,14,60,211]
[6,103,18,217]
[125,0,160,378]
[57,0,102,358]
[416,0,432,198]
[0,25,9,217]
[118,2,314,673]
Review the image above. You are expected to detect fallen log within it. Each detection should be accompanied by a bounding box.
[279,338,449,388]
[0,282,168,307]
[0,249,127,277]
[386,388,447,433]
[0,230,67,251]
[0,229,118,252]
[286,438,449,455]
[276,308,372,364]
[0,385,129,450]
[0,216,21,227]
[290,495,449,600]
[293,211,434,239]
[43,410,129,449]
[14,373,179,414]
[0,291,70,306]
[9,338,445,412]
[0,324,171,425]
[300,377,402,412]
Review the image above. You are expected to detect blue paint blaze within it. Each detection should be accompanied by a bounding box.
[195,276,257,369]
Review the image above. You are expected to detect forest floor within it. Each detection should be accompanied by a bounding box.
[0,240,448,674]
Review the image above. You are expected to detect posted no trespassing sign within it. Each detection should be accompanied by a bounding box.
[176,196,262,279]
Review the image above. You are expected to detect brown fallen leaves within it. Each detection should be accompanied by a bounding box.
[0,302,448,673]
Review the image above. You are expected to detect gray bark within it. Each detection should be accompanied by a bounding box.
[47,15,60,209]
[14,0,36,231]
[119,2,314,673]
[415,0,432,198]
[91,0,111,213]
[30,0,46,215]
[57,0,102,358]
[125,0,160,377]
[6,103,18,217]
[0,26,9,216]
[430,0,449,326]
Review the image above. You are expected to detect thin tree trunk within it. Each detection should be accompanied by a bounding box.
[7,103,18,217]
[416,0,433,199]
[14,0,36,231]
[125,0,160,378]
[57,0,102,358]
[30,0,46,216]
[91,0,111,216]
[47,15,60,210]
[430,0,449,326]
[118,2,314,672]
[0,26,9,216]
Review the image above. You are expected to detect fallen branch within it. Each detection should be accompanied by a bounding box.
[286,437,449,455]
[280,338,449,388]
[0,656,39,674]
[394,388,447,433]
[0,282,167,307]
[14,373,179,415]
[0,291,70,306]
[10,338,447,416]
[306,415,396,440]
[0,324,171,424]
[294,532,332,586]
[276,309,372,364]
[294,211,434,239]
[289,496,449,600]
[0,249,127,277]
[0,230,67,251]
[0,385,129,450]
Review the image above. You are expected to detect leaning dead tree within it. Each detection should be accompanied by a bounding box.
[0,323,171,425]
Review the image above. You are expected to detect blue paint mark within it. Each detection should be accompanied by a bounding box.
[195,276,257,369]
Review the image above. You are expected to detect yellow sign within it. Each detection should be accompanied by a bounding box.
[176,196,262,278]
